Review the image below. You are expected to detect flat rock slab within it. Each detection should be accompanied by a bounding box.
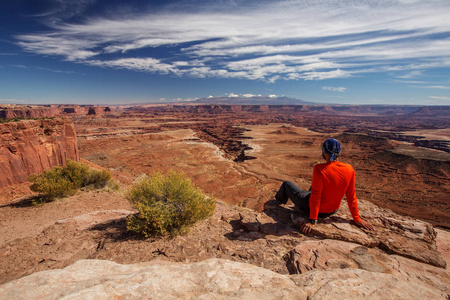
[0,259,307,300]
[0,258,445,300]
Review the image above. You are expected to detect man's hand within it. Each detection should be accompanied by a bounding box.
[356,219,375,231]
[299,221,314,234]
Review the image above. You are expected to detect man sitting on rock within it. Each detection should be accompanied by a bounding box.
[275,138,375,234]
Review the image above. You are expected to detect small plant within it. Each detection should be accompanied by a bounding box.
[28,159,118,202]
[126,171,215,237]
[29,167,77,200]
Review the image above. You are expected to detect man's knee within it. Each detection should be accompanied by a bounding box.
[283,181,297,190]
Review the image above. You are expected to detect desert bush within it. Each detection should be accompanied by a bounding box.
[85,169,114,189]
[29,167,77,200]
[126,171,215,237]
[28,159,118,202]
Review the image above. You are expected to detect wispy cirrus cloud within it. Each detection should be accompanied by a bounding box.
[323,86,347,92]
[397,70,423,79]
[0,98,26,103]
[10,64,27,69]
[36,67,78,74]
[422,85,450,90]
[15,0,450,82]
[8,63,78,74]
[410,85,450,90]
[428,96,450,102]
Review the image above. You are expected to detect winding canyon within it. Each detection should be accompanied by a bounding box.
[0,103,449,298]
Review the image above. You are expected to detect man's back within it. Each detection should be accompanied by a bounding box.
[309,161,361,222]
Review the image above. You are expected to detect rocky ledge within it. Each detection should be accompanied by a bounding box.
[0,196,448,299]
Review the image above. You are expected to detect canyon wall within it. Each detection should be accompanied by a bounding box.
[0,105,113,119]
[0,119,79,188]
[123,104,450,116]
[0,108,55,119]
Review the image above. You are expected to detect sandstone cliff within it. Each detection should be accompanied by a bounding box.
[0,107,55,119]
[0,119,79,188]
[0,104,114,119]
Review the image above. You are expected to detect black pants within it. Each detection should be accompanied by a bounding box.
[275,181,337,218]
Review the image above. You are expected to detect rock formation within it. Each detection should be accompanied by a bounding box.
[0,119,79,188]
[0,107,54,119]
[2,257,446,300]
[0,196,448,298]
[0,104,114,119]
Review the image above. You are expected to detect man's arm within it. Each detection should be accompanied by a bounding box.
[345,169,362,223]
[346,168,374,230]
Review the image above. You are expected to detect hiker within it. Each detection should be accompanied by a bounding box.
[275,138,375,234]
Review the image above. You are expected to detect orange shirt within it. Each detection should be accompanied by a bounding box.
[309,161,361,223]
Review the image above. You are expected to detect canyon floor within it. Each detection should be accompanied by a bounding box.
[1,107,449,298]
[70,108,449,228]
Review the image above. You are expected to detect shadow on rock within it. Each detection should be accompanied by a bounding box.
[224,199,305,242]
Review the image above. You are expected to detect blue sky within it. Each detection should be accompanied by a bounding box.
[1,0,450,105]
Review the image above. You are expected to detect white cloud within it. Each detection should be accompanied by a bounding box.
[267,75,281,83]
[302,69,352,80]
[10,64,27,69]
[87,58,176,74]
[242,94,256,98]
[35,67,77,74]
[397,71,423,79]
[391,79,429,84]
[227,93,239,98]
[17,34,98,61]
[14,0,450,82]
[323,86,347,92]
[428,96,450,101]
[269,94,277,98]
[0,98,26,103]
[423,85,450,90]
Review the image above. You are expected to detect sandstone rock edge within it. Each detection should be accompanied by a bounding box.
[0,258,446,300]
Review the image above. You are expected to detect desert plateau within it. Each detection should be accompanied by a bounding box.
[0,103,449,299]
[2,0,450,297]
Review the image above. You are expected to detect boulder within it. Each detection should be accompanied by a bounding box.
[0,259,308,299]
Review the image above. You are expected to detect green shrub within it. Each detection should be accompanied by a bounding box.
[29,167,77,200]
[126,171,215,237]
[28,159,118,202]
[85,169,114,189]
[61,159,90,188]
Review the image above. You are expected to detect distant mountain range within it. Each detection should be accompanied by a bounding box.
[193,96,317,105]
